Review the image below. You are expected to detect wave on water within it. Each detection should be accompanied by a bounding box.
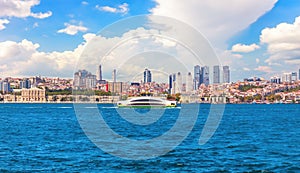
[56,107,73,109]
[23,107,43,109]
[84,107,98,109]
[101,106,118,109]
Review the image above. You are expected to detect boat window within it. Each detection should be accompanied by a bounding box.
[128,103,165,106]
[130,99,162,102]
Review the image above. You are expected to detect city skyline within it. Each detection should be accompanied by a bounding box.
[0,1,300,82]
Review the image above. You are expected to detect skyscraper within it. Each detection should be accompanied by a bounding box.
[175,72,182,93]
[85,73,97,89]
[193,65,201,90]
[291,72,297,82]
[169,74,173,94]
[0,80,10,93]
[213,65,220,84]
[171,73,176,94]
[186,72,193,93]
[223,66,230,83]
[201,66,209,86]
[96,65,102,81]
[20,78,31,89]
[143,68,152,83]
[112,69,117,82]
[73,70,96,89]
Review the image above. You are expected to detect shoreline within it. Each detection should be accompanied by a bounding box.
[0,101,299,105]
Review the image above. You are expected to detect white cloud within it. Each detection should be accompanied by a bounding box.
[231,43,260,53]
[96,3,129,14]
[0,39,84,78]
[151,0,277,48]
[82,1,88,5]
[256,58,260,63]
[254,66,272,73]
[243,67,251,71]
[30,11,52,19]
[0,0,52,19]
[33,22,39,28]
[0,19,9,30]
[260,16,300,66]
[0,27,208,81]
[57,23,88,35]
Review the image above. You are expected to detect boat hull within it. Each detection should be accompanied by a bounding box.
[116,97,177,108]
[117,105,176,108]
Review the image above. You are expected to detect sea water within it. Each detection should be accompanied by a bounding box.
[0,103,299,172]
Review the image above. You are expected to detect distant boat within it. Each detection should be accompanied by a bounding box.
[117,96,177,108]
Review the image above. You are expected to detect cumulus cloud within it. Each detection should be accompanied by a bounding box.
[30,11,52,19]
[255,66,272,73]
[0,0,52,19]
[0,39,85,78]
[0,19,9,30]
[96,3,129,14]
[57,23,88,35]
[231,43,260,53]
[151,0,277,48]
[260,16,300,66]
[1,25,213,81]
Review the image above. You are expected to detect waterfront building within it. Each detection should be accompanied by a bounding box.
[213,65,220,84]
[143,68,152,83]
[95,96,120,103]
[96,65,102,81]
[201,66,210,86]
[223,66,230,83]
[21,88,46,102]
[194,65,201,90]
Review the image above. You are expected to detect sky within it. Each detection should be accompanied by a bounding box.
[0,0,300,82]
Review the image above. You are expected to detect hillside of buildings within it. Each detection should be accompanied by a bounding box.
[1,66,300,104]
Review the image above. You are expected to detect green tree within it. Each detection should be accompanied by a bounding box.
[253,94,262,101]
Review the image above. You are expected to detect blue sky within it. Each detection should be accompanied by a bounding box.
[0,0,300,82]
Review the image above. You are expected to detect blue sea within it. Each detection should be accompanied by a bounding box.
[0,103,299,172]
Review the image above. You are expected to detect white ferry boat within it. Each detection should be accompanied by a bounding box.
[117,97,177,108]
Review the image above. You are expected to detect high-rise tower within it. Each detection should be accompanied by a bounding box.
[186,72,193,93]
[112,69,117,82]
[223,66,230,83]
[96,65,102,81]
[143,68,152,83]
[213,65,220,84]
[175,72,182,93]
[201,66,209,86]
[193,65,201,90]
